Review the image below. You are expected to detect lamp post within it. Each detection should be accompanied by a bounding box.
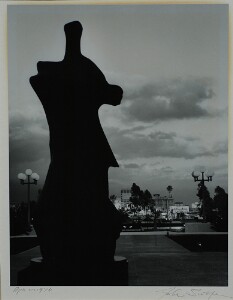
[164,196,169,220]
[153,194,160,230]
[191,170,214,186]
[191,169,214,222]
[17,169,39,227]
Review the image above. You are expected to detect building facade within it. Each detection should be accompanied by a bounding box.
[153,194,174,211]
[169,205,190,214]
[120,189,131,208]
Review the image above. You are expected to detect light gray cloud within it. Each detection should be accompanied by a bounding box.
[122,77,218,122]
[123,163,140,169]
[106,127,214,160]
[183,136,200,142]
[212,141,228,154]
[148,131,177,140]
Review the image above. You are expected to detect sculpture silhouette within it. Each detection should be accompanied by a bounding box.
[30,21,123,284]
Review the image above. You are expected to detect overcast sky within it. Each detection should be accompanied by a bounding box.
[8,4,228,204]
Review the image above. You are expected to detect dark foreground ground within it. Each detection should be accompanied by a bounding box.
[10,232,228,286]
[115,232,227,286]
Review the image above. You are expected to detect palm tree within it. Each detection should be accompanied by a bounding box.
[167,185,173,197]
[166,186,173,220]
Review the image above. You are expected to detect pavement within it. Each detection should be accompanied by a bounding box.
[10,231,228,286]
[184,222,215,232]
[116,233,227,286]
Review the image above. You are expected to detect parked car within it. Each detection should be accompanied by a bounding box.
[122,218,142,231]
[155,220,185,232]
[194,215,203,221]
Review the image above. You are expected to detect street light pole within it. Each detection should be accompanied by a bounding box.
[191,170,214,187]
[17,169,40,227]
[27,174,31,225]
[191,169,214,222]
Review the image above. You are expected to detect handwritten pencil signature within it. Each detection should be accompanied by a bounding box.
[13,287,52,295]
[155,287,233,300]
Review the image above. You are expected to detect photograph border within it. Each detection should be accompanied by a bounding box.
[1,0,232,299]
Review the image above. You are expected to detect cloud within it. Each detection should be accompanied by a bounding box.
[9,112,49,167]
[183,136,200,142]
[106,127,215,160]
[122,77,218,122]
[123,163,140,169]
[148,131,177,140]
[212,141,228,155]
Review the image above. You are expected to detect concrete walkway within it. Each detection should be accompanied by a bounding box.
[10,233,228,286]
[115,234,227,286]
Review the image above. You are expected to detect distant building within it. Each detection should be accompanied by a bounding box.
[153,194,174,211]
[121,189,131,208]
[169,205,189,214]
[191,202,200,211]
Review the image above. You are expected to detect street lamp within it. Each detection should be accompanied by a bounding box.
[191,169,214,223]
[17,169,40,227]
[191,170,214,186]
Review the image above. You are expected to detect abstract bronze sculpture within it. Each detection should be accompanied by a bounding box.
[29,21,124,285]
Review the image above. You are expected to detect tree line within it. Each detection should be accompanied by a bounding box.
[197,184,228,229]
[111,182,228,231]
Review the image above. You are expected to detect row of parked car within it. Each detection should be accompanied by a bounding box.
[122,218,185,232]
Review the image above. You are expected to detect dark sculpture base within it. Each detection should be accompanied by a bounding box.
[17,256,128,286]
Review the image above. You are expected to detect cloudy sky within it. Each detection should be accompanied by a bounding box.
[8,4,228,204]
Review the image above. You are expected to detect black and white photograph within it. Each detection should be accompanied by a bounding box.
[0,1,231,299]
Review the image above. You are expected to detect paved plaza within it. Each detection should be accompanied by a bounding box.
[10,232,228,286]
[116,233,227,286]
